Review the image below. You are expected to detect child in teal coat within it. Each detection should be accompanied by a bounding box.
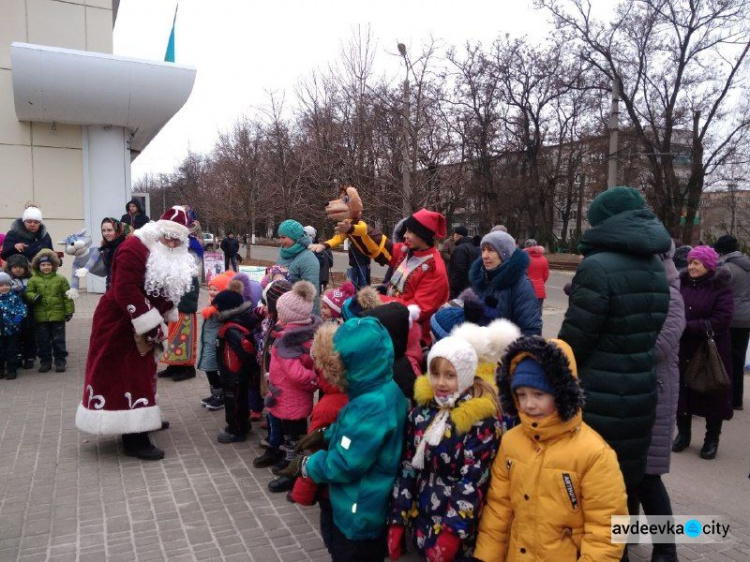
[278,316,408,560]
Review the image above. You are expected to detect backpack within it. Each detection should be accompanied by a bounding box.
[217,321,256,374]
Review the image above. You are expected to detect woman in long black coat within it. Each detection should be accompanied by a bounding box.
[673,246,734,460]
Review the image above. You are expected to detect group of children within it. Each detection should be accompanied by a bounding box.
[0,250,74,379]
[192,265,629,561]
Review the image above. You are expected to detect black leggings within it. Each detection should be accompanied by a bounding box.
[636,474,676,554]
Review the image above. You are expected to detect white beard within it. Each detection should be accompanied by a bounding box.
[144,239,198,304]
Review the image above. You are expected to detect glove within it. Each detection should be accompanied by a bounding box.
[300,353,315,370]
[308,243,325,253]
[145,324,166,346]
[276,455,304,479]
[484,295,498,309]
[463,298,485,325]
[425,531,461,562]
[65,314,73,322]
[294,428,325,453]
[387,524,405,561]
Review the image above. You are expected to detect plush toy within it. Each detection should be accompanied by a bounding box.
[59,229,106,299]
[309,186,393,266]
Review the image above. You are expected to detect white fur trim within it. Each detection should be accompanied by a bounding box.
[75,403,162,435]
[406,304,422,322]
[165,307,179,323]
[155,220,189,239]
[133,223,159,249]
[75,267,89,279]
[131,307,163,335]
[66,288,80,300]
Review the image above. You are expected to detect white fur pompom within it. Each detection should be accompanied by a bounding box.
[75,267,89,279]
[66,288,80,300]
[450,319,521,364]
[292,280,317,303]
[484,319,522,363]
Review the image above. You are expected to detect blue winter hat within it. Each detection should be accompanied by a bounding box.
[278,219,305,241]
[430,306,465,341]
[511,357,554,394]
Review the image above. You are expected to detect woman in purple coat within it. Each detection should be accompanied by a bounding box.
[672,246,734,460]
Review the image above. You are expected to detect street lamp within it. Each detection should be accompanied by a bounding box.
[397,42,412,216]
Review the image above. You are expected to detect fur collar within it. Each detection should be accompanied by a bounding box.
[413,369,499,435]
[680,267,732,288]
[10,218,48,242]
[215,301,255,323]
[274,316,322,359]
[499,336,584,422]
[469,248,529,293]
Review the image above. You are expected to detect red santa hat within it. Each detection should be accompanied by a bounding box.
[404,209,447,243]
[156,206,190,239]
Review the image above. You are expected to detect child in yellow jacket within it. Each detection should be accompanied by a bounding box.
[474,336,627,562]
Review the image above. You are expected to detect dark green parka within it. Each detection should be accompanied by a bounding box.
[558,208,670,487]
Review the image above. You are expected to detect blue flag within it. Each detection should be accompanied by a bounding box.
[164,5,178,62]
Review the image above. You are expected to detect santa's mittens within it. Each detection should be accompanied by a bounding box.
[75,268,89,279]
[66,288,80,300]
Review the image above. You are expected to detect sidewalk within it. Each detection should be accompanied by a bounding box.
[0,292,747,561]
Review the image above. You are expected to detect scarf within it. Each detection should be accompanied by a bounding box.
[411,392,461,470]
[279,236,310,261]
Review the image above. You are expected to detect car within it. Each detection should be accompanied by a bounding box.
[202,232,215,249]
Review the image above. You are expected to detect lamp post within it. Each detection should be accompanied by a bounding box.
[398,42,412,216]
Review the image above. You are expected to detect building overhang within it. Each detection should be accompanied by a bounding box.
[10,42,196,158]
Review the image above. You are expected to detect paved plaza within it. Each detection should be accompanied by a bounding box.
[0,281,748,561]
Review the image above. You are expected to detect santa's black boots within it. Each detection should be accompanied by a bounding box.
[157,365,178,378]
[171,365,196,382]
[122,432,164,461]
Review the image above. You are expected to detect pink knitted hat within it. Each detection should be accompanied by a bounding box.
[687,245,719,271]
[322,282,357,318]
[277,280,317,324]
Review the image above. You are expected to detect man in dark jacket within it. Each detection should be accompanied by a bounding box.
[448,226,480,298]
[220,232,241,272]
[558,186,670,517]
[120,198,150,230]
[715,234,750,410]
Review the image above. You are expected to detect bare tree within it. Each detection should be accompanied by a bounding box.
[539,0,750,241]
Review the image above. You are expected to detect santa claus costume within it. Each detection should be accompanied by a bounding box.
[75,206,198,460]
[386,209,450,345]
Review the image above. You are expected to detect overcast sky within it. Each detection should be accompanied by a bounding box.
[114,0,616,181]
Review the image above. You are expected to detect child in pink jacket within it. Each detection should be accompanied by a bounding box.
[265,280,321,493]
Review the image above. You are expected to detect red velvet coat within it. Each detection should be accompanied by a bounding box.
[75,232,175,435]
[387,243,449,341]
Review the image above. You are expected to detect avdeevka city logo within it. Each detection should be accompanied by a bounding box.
[684,519,702,538]
[611,516,730,543]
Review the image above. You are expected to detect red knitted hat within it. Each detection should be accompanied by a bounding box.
[404,209,447,242]
[322,281,357,318]
[156,206,190,238]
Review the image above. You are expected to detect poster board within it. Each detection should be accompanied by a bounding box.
[203,252,224,285]
[238,265,266,283]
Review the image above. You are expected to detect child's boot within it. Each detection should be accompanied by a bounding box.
[253,447,283,468]
[38,362,51,373]
[55,361,66,373]
[203,388,224,411]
